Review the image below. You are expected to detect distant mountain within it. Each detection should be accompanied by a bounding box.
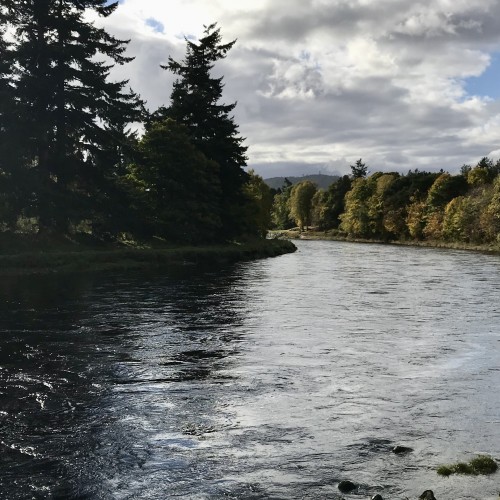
[264,174,340,190]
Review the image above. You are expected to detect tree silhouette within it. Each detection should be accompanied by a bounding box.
[155,23,251,240]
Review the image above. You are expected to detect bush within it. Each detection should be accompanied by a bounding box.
[437,455,498,476]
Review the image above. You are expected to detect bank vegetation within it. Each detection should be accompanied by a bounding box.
[270,158,500,253]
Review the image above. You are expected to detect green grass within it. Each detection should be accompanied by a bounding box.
[0,233,296,275]
[437,455,498,476]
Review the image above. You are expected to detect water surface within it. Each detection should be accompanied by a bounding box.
[1,240,499,499]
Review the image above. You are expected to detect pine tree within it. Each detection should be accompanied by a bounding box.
[89,121,142,239]
[351,159,368,179]
[0,17,12,137]
[0,15,25,230]
[156,23,250,240]
[3,0,143,233]
[129,119,222,243]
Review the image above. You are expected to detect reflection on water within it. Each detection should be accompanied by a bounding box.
[0,241,499,499]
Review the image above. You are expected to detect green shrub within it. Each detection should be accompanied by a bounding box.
[469,455,498,474]
[437,455,498,476]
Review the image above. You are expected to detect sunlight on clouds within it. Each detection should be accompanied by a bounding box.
[259,56,323,100]
[458,113,500,164]
[345,38,396,77]
[95,0,500,175]
[113,0,269,41]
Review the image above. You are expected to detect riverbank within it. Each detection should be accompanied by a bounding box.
[0,234,296,276]
[270,229,500,255]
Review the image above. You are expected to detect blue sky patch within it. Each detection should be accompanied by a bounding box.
[465,53,500,100]
[145,18,165,33]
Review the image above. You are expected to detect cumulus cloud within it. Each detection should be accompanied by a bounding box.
[92,0,500,176]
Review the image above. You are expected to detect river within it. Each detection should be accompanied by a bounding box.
[1,240,499,499]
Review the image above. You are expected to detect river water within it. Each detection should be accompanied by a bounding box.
[1,240,499,499]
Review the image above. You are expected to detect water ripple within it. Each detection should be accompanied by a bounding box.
[0,241,499,499]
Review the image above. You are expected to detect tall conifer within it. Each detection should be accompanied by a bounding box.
[3,0,143,232]
[157,23,250,240]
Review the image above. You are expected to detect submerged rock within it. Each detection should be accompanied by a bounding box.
[419,490,437,500]
[371,495,384,500]
[338,480,357,493]
[392,445,414,454]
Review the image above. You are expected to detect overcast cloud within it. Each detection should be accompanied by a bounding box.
[91,0,500,177]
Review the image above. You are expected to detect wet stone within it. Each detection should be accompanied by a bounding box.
[392,445,414,454]
[419,490,437,500]
[338,480,357,493]
[371,495,384,500]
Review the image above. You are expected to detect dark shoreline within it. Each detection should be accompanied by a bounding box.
[0,239,297,276]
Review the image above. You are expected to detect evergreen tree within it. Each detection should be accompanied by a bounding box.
[351,158,368,179]
[0,16,29,230]
[156,23,250,240]
[0,20,13,227]
[0,18,12,139]
[322,175,352,229]
[128,119,221,243]
[3,0,143,232]
[89,121,142,239]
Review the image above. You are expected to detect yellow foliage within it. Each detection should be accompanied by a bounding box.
[424,210,444,240]
[406,199,426,239]
[480,176,500,241]
[468,167,490,187]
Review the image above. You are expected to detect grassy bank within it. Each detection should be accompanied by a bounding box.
[0,234,296,276]
[270,229,500,255]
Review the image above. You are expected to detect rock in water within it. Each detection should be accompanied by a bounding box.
[371,495,384,500]
[419,490,437,500]
[338,480,357,493]
[392,445,414,454]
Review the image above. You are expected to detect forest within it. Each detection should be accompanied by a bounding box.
[272,158,500,246]
[1,1,498,251]
[0,2,271,246]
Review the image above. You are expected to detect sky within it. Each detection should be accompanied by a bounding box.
[91,0,500,178]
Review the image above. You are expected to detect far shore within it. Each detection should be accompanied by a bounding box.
[270,229,500,256]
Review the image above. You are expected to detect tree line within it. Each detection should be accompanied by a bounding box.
[3,2,497,248]
[272,158,500,245]
[0,2,269,244]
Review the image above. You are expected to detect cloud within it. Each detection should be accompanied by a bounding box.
[92,0,500,177]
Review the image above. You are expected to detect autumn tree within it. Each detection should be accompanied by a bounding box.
[310,189,328,229]
[289,181,317,231]
[243,170,273,237]
[271,179,294,229]
[480,176,500,242]
[405,198,427,240]
[367,173,397,239]
[418,172,467,240]
[426,173,468,211]
[340,177,373,237]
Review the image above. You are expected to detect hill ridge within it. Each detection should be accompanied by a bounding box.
[264,174,340,190]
